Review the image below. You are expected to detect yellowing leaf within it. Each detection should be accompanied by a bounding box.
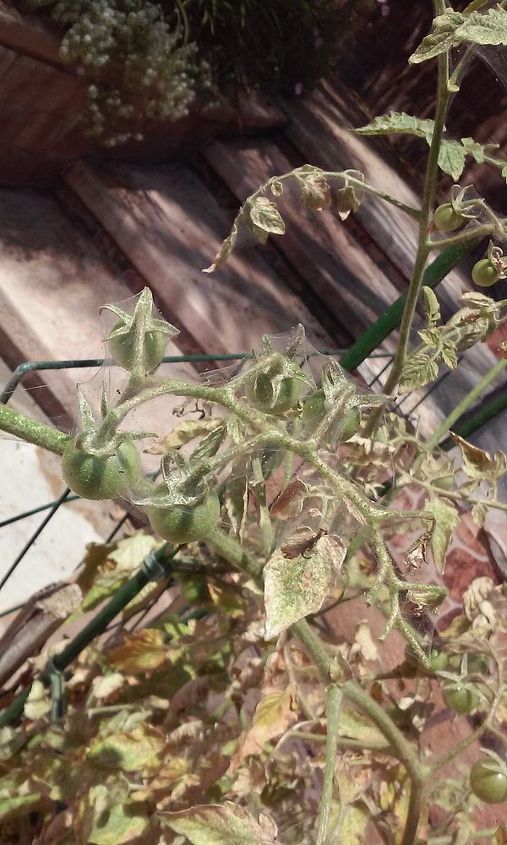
[162,802,278,845]
[236,690,297,764]
[338,708,386,745]
[425,496,460,572]
[108,629,169,674]
[339,803,370,844]
[109,531,162,573]
[264,534,345,639]
[76,784,149,845]
[24,679,51,721]
[87,724,165,772]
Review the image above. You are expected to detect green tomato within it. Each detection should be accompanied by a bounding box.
[246,372,303,415]
[472,258,500,288]
[109,321,168,372]
[443,682,480,714]
[62,439,140,501]
[470,758,507,804]
[433,203,463,233]
[146,489,220,544]
[429,649,448,673]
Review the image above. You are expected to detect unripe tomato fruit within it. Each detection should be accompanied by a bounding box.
[62,440,140,501]
[433,203,463,233]
[443,682,480,714]
[146,489,220,544]
[404,646,447,674]
[108,321,167,372]
[470,758,507,804]
[472,258,500,288]
[246,372,303,415]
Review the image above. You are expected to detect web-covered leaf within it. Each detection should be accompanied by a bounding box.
[410,8,507,64]
[264,533,345,639]
[355,112,434,138]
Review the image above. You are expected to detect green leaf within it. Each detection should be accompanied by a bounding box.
[422,286,441,326]
[437,139,467,180]
[460,136,486,163]
[264,534,345,639]
[409,8,507,64]
[248,197,285,237]
[458,7,507,46]
[398,353,439,394]
[409,12,465,63]
[425,496,460,572]
[355,112,434,138]
[162,802,278,845]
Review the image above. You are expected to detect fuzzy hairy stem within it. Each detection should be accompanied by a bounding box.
[365,38,450,431]
[0,404,70,455]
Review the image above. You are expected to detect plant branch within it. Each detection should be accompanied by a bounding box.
[427,223,498,250]
[0,404,70,455]
[377,41,451,402]
[316,684,342,845]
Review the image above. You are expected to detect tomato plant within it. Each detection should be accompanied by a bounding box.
[2,5,507,844]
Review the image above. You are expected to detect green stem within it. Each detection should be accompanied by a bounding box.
[289,731,390,752]
[316,684,342,845]
[0,404,70,455]
[402,781,425,845]
[427,222,495,251]
[382,42,450,397]
[425,357,507,452]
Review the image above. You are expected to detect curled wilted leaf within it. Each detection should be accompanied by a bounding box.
[299,171,332,211]
[248,197,285,241]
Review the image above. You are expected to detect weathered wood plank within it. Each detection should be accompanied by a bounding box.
[0,187,197,448]
[64,159,339,356]
[0,2,62,68]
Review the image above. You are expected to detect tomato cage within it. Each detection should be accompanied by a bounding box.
[1,244,506,728]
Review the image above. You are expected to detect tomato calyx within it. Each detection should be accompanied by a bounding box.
[102,287,178,374]
[243,340,313,416]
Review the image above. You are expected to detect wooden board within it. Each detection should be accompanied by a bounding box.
[64,159,339,356]
[0,187,197,452]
